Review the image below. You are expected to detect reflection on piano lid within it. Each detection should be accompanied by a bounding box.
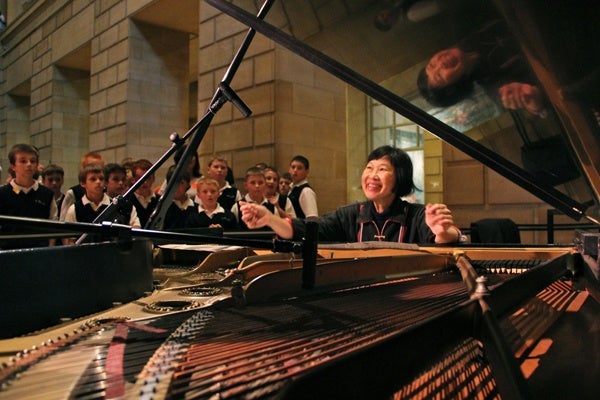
[208,0,600,222]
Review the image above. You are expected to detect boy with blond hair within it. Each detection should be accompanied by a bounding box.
[192,177,237,229]
[202,157,241,211]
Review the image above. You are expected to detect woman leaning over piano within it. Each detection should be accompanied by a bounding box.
[240,145,460,244]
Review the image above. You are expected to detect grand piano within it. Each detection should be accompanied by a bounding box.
[1,0,599,398]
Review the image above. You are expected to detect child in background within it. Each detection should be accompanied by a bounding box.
[192,177,237,229]
[104,163,127,198]
[232,166,279,229]
[288,155,318,219]
[163,166,200,230]
[263,166,295,219]
[278,172,292,196]
[203,157,241,211]
[156,145,202,198]
[120,157,135,191]
[0,144,57,249]
[41,164,65,217]
[60,152,104,220]
[130,159,158,228]
[63,164,107,226]
[104,163,140,228]
[64,165,140,243]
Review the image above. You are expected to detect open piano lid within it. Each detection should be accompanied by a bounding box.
[207,0,600,222]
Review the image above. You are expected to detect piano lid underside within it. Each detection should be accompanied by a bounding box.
[207,0,600,221]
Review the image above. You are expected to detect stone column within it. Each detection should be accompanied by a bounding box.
[90,19,190,174]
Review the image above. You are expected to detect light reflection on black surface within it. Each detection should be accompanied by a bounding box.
[219,0,599,207]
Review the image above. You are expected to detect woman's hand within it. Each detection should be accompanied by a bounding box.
[240,201,271,229]
[425,203,459,243]
[240,201,295,239]
[498,82,544,116]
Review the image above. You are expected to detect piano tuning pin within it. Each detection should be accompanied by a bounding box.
[474,276,490,296]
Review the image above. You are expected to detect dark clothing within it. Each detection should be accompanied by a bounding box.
[73,197,131,226]
[508,1,599,93]
[189,208,238,230]
[55,193,65,218]
[72,196,130,242]
[74,200,108,223]
[288,183,311,219]
[218,186,239,211]
[460,19,531,100]
[278,194,289,211]
[236,200,276,231]
[0,183,54,249]
[131,195,158,228]
[509,0,599,106]
[470,218,521,244]
[164,203,200,230]
[290,199,434,244]
[71,184,85,203]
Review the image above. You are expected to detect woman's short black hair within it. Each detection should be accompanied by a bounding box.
[367,145,416,198]
[417,67,475,107]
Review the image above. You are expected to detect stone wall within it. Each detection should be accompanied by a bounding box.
[197,2,347,214]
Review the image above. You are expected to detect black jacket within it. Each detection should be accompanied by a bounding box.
[290,199,434,244]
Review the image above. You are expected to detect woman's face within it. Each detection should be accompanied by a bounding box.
[425,48,468,88]
[361,157,396,204]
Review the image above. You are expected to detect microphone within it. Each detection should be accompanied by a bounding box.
[218,82,252,117]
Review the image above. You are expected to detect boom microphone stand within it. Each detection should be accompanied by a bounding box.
[76,0,275,244]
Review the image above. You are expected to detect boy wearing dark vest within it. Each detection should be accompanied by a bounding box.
[41,164,65,218]
[104,163,140,228]
[231,166,279,229]
[191,177,237,229]
[130,159,158,228]
[63,164,140,236]
[59,151,104,221]
[278,172,292,196]
[287,155,318,219]
[0,143,57,249]
[263,166,295,219]
[201,157,241,211]
[162,166,200,230]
